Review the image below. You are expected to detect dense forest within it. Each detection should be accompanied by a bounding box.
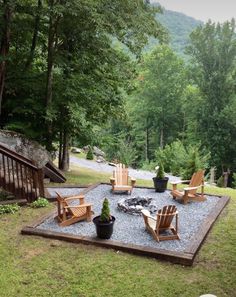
[1,1,236,186]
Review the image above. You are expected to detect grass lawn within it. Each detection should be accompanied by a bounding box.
[0,164,236,297]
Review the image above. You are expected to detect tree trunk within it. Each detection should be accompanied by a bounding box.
[0,0,12,116]
[160,126,164,149]
[45,1,60,151]
[58,128,63,168]
[45,12,54,109]
[145,120,149,161]
[24,0,42,71]
[223,168,230,188]
[59,129,70,171]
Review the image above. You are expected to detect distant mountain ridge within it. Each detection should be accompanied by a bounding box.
[148,3,203,56]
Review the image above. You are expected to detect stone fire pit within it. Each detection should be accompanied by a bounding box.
[117,196,158,215]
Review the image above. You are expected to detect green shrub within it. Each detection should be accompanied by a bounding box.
[181,147,209,180]
[86,146,94,160]
[30,197,49,208]
[155,140,210,179]
[155,140,188,175]
[156,163,165,179]
[217,176,224,187]
[100,198,111,223]
[141,160,156,171]
[232,173,236,189]
[116,140,136,166]
[0,203,20,215]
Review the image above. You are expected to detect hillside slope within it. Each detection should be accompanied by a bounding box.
[148,5,203,56]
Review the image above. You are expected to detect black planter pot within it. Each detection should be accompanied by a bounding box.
[152,177,169,192]
[93,216,115,239]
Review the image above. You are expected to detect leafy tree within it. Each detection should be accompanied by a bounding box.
[0,0,166,171]
[186,20,236,176]
[128,45,187,162]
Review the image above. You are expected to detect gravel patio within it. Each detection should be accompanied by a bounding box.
[38,184,222,253]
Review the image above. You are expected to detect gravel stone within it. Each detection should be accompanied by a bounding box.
[39,185,220,252]
[47,188,86,198]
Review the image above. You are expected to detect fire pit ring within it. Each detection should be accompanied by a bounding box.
[117,196,158,215]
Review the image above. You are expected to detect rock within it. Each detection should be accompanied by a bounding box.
[96,156,106,163]
[117,196,154,215]
[149,203,158,213]
[0,130,50,168]
[93,146,105,157]
[71,147,81,154]
[82,145,90,152]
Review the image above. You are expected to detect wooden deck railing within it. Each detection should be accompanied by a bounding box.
[0,144,44,202]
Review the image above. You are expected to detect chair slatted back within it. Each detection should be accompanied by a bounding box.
[157,205,177,229]
[56,192,67,217]
[56,191,75,216]
[56,191,86,217]
[189,170,205,194]
[114,163,129,185]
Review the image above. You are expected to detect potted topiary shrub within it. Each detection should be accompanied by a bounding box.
[93,198,115,239]
[152,163,169,192]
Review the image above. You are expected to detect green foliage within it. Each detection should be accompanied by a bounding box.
[217,176,224,188]
[232,173,236,189]
[30,198,49,208]
[86,146,94,160]
[127,45,187,162]
[156,163,165,179]
[155,140,210,179]
[181,147,208,180]
[1,0,166,160]
[100,198,111,223]
[186,20,236,170]
[116,140,136,166]
[0,204,20,215]
[141,160,157,171]
[155,140,187,175]
[0,190,14,201]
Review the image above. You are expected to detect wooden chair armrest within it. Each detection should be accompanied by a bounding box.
[171,180,190,185]
[147,216,157,222]
[65,203,92,209]
[141,210,156,221]
[65,195,84,201]
[184,185,201,191]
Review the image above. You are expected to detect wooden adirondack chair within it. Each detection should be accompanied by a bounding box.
[110,163,136,194]
[141,205,179,242]
[56,192,93,227]
[171,170,205,204]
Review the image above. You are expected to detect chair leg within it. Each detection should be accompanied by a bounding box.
[86,206,92,222]
[183,193,188,204]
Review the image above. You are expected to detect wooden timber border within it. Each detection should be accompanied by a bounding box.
[21,183,230,266]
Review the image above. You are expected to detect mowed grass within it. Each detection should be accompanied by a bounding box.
[0,164,236,297]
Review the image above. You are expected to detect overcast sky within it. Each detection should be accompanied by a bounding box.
[152,0,236,23]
